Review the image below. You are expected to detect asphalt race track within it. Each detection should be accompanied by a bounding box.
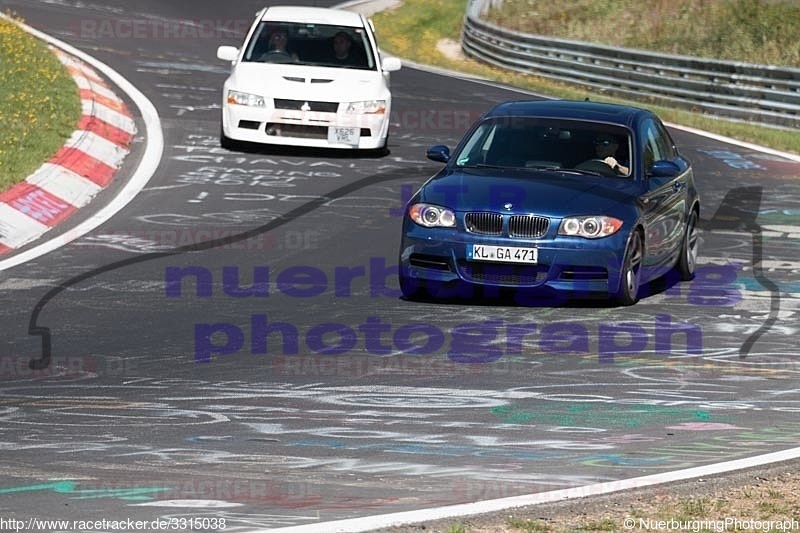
[0,0,799,531]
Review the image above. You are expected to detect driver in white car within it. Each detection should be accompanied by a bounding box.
[259,29,298,62]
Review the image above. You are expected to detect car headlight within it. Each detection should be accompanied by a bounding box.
[409,203,456,228]
[227,90,265,107]
[558,216,623,238]
[345,100,387,114]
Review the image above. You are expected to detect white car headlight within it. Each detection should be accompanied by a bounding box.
[227,90,265,107]
[558,216,623,238]
[345,100,387,114]
[409,203,456,228]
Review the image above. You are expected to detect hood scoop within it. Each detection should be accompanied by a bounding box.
[281,76,334,84]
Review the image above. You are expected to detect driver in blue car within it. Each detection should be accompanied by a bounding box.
[594,134,629,175]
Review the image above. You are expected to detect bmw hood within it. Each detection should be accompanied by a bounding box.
[227,63,389,102]
[418,168,643,216]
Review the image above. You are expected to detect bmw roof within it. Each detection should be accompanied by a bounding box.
[260,6,367,27]
[483,100,652,126]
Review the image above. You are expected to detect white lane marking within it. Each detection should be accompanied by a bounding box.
[666,123,800,163]
[0,14,163,271]
[0,277,57,290]
[131,500,243,508]
[264,446,800,533]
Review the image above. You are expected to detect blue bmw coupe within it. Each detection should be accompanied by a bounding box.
[398,100,700,305]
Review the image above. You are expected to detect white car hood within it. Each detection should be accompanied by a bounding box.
[227,63,389,102]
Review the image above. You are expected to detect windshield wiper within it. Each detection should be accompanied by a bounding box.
[524,164,561,171]
[562,168,605,177]
[461,163,556,170]
[460,163,508,169]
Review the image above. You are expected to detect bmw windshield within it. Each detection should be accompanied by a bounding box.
[452,117,633,177]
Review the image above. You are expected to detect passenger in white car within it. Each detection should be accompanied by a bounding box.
[330,31,365,67]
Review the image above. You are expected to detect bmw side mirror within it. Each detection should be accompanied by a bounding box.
[426,145,450,163]
[647,160,680,178]
[217,46,239,62]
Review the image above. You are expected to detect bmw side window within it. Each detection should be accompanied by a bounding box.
[643,145,654,171]
[455,122,495,166]
[642,120,664,170]
[654,120,676,160]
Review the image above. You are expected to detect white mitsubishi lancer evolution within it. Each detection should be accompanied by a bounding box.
[216,5,401,151]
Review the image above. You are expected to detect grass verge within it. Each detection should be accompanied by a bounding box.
[0,14,81,190]
[372,0,800,156]
[486,0,800,67]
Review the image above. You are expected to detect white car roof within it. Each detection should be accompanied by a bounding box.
[260,6,366,27]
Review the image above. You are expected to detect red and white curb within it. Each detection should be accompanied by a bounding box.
[0,48,136,255]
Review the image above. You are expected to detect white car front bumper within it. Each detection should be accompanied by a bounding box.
[221,98,390,149]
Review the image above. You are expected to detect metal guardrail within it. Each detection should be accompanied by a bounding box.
[462,0,800,129]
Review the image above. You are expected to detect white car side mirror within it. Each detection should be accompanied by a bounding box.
[217,46,239,62]
[382,56,402,72]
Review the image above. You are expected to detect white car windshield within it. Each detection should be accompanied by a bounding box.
[242,21,376,70]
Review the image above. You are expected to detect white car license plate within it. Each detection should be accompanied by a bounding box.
[468,244,538,264]
[328,126,360,146]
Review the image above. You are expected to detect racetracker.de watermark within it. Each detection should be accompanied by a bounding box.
[275,353,512,377]
[72,18,250,40]
[0,355,134,379]
[74,229,318,253]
